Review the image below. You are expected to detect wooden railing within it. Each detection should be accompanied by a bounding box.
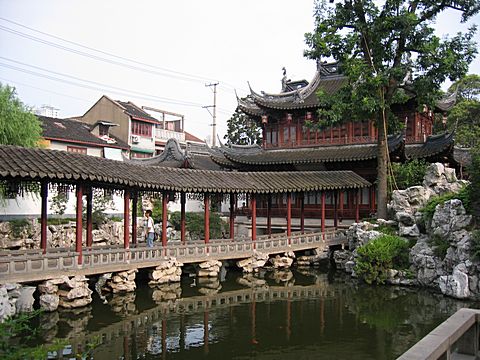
[398,308,480,359]
[0,230,340,282]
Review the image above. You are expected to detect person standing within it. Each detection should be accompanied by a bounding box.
[144,210,155,247]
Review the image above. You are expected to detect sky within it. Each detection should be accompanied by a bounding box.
[0,0,479,144]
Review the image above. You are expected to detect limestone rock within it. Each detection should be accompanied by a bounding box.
[40,294,60,312]
[439,264,470,299]
[15,286,35,314]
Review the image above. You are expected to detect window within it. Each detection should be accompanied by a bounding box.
[267,128,278,145]
[67,146,87,154]
[99,124,109,136]
[131,120,152,137]
[131,151,152,159]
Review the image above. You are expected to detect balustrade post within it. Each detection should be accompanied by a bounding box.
[40,181,48,254]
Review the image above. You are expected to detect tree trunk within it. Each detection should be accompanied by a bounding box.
[376,113,388,219]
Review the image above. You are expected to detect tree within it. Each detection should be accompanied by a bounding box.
[304,0,478,219]
[446,74,480,147]
[0,84,43,147]
[224,109,262,146]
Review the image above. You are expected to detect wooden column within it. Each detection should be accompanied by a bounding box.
[162,192,168,247]
[123,190,130,249]
[267,194,272,237]
[339,191,344,221]
[181,192,186,244]
[287,192,292,242]
[204,193,210,244]
[229,193,235,240]
[40,181,48,254]
[333,191,338,230]
[251,194,256,242]
[86,187,93,247]
[132,191,138,245]
[300,192,305,234]
[75,184,83,265]
[321,191,326,235]
[355,189,360,223]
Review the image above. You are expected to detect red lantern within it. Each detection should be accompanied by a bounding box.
[286,113,292,123]
[306,112,312,120]
[261,115,268,124]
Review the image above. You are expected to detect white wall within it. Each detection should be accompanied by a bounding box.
[49,142,103,157]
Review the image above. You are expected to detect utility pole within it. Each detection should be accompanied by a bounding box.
[203,82,219,147]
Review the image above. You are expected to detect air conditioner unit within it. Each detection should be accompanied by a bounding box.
[131,135,139,143]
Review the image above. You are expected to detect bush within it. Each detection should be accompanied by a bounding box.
[421,186,471,224]
[390,159,428,191]
[9,219,32,238]
[471,230,480,261]
[354,235,410,285]
[428,233,450,259]
[169,211,227,240]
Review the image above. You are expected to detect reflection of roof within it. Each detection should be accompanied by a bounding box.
[213,135,404,166]
[116,101,160,123]
[405,132,455,159]
[40,116,129,149]
[0,145,371,193]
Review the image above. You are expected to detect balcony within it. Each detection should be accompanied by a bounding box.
[155,128,185,143]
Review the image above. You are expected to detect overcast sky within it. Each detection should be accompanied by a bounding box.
[0,0,479,143]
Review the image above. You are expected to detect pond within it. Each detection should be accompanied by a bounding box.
[12,268,480,359]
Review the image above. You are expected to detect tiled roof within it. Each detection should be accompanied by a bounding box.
[405,132,455,160]
[116,101,160,123]
[216,135,404,166]
[185,131,203,143]
[0,145,370,193]
[40,116,129,149]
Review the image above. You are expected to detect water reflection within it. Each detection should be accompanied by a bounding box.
[32,269,479,360]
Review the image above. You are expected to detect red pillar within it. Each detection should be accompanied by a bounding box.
[86,187,93,247]
[40,181,48,254]
[267,194,272,237]
[132,191,138,245]
[333,191,338,230]
[287,192,292,241]
[300,192,305,234]
[339,191,344,221]
[75,184,83,265]
[162,192,168,247]
[204,193,210,244]
[123,190,130,249]
[181,192,186,244]
[321,191,326,234]
[251,194,256,242]
[229,193,235,240]
[355,189,360,223]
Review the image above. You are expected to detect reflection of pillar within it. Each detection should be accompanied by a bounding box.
[267,195,272,237]
[180,313,186,351]
[251,300,257,344]
[204,311,209,355]
[229,193,235,240]
[75,184,83,265]
[86,187,93,247]
[132,191,138,245]
[204,194,210,244]
[286,295,291,341]
[124,190,130,249]
[251,194,256,242]
[162,318,167,360]
[40,181,48,254]
[320,298,325,335]
[181,192,186,244]
[333,191,338,230]
[162,192,168,247]
[300,192,305,234]
[287,192,292,242]
[123,335,129,360]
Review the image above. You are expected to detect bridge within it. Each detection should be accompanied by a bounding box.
[0,229,343,283]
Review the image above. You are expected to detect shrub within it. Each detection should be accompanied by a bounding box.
[390,159,428,191]
[354,235,410,285]
[428,233,450,259]
[471,230,480,261]
[169,211,227,240]
[9,219,32,238]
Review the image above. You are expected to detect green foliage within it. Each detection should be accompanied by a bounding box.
[390,159,428,191]
[428,233,450,259]
[83,189,116,229]
[49,191,68,217]
[170,211,227,240]
[0,84,43,147]
[421,186,471,223]
[0,310,66,360]
[470,230,480,261]
[448,74,480,101]
[377,224,397,236]
[354,235,410,285]
[151,198,163,224]
[9,219,32,238]
[468,145,480,220]
[224,108,262,146]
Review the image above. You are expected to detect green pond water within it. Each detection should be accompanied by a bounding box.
[15,268,480,359]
